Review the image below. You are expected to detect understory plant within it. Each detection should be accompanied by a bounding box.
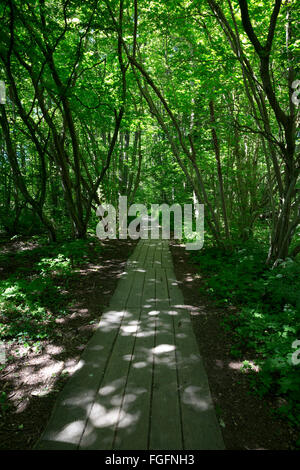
[191,241,300,433]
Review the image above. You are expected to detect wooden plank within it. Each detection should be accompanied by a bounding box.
[149,312,182,450]
[108,269,136,309]
[79,308,142,449]
[113,308,156,449]
[173,309,225,450]
[153,241,162,267]
[36,309,126,449]
[127,240,143,263]
[155,267,170,310]
[126,270,146,308]
[141,267,156,309]
[137,240,149,265]
[144,241,156,267]
[161,244,173,268]
[165,267,184,306]
[126,240,146,269]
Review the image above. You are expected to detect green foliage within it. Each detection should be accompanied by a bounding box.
[191,243,300,429]
[36,254,72,276]
[0,239,102,342]
[192,241,267,306]
[0,208,44,237]
[0,0,299,443]
[0,275,56,341]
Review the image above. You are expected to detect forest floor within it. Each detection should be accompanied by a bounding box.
[0,236,137,450]
[169,241,297,450]
[0,236,297,450]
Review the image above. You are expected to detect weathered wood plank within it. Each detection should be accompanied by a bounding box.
[137,240,149,265]
[165,267,184,306]
[141,267,156,308]
[144,241,156,267]
[155,267,170,310]
[108,270,136,309]
[153,241,162,267]
[113,308,156,450]
[126,270,146,308]
[127,240,143,263]
[36,309,126,449]
[174,309,225,450]
[149,313,182,450]
[79,308,141,449]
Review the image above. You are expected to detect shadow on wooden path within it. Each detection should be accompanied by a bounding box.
[36,239,225,450]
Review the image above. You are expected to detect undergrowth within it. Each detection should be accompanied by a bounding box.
[0,238,102,343]
[191,240,300,438]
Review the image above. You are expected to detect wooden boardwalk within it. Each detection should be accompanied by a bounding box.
[36,239,224,450]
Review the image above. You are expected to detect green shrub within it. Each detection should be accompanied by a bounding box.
[0,238,102,341]
[191,242,300,430]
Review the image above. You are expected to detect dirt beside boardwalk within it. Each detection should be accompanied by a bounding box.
[0,237,137,450]
[169,241,297,450]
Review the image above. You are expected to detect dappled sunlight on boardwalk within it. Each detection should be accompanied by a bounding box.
[36,240,224,450]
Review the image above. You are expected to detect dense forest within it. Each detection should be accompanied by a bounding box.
[0,0,299,451]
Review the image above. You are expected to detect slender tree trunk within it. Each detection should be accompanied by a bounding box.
[209,100,231,240]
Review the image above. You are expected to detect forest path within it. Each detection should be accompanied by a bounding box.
[36,238,224,450]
